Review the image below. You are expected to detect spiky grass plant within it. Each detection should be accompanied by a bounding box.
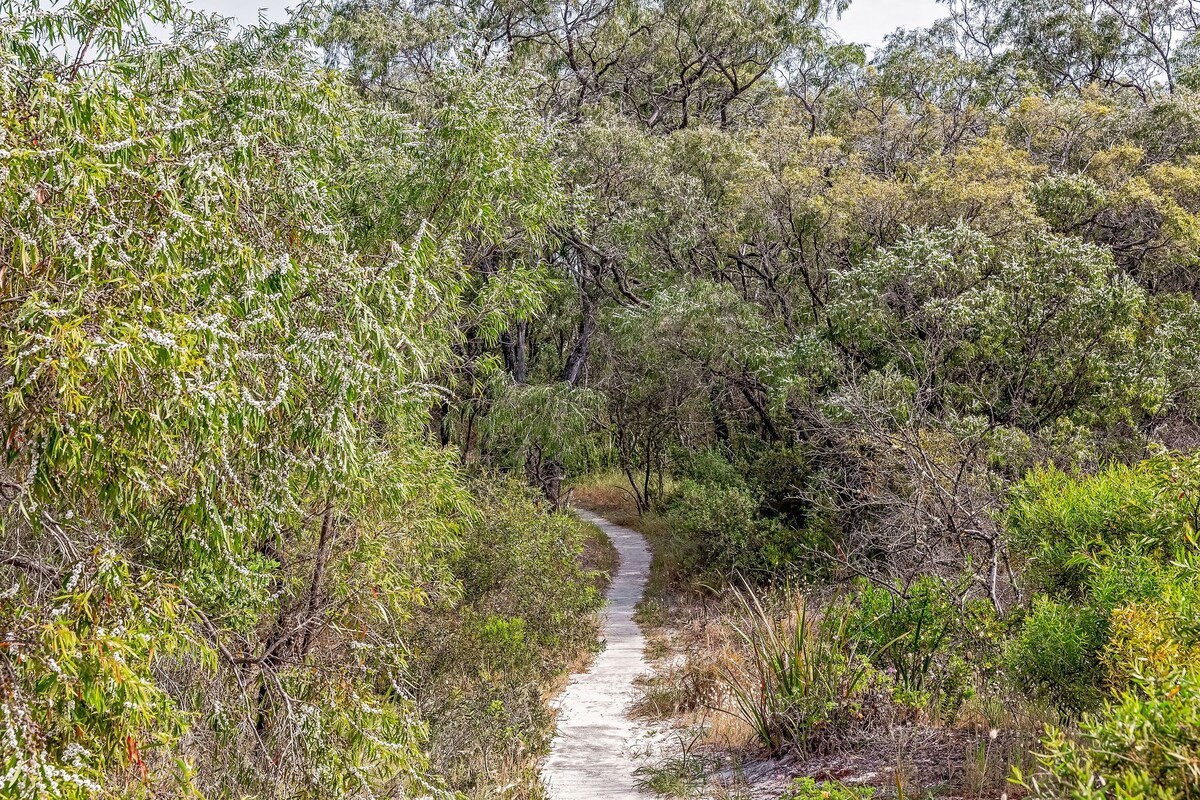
[720,585,875,755]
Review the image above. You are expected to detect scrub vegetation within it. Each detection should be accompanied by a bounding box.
[6,0,1200,797]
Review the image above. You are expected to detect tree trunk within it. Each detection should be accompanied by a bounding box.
[710,385,730,443]
[501,321,529,384]
[560,295,595,386]
[739,382,781,441]
[429,399,451,447]
[299,501,335,659]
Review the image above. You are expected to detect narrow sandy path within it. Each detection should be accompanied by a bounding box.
[542,509,654,800]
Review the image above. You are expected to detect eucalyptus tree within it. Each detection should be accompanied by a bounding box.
[328,0,847,123]
[0,0,565,795]
[943,0,1200,96]
[321,0,854,501]
[317,0,1200,616]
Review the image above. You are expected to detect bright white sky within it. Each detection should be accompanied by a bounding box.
[183,0,947,47]
[831,0,944,46]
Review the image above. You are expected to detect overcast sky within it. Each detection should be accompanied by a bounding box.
[183,0,946,47]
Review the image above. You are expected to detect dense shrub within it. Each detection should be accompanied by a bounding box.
[0,1,572,796]
[1008,456,1200,598]
[745,445,817,527]
[663,480,803,584]
[1006,464,1165,599]
[410,479,605,795]
[656,448,823,585]
[1004,456,1200,714]
[1005,597,1108,714]
[673,447,751,490]
[1015,670,1200,799]
[846,578,997,719]
[1103,573,1200,686]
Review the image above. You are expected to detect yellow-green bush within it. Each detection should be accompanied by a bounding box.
[1005,597,1108,714]
[1004,456,1200,713]
[1104,583,1200,686]
[1015,670,1200,799]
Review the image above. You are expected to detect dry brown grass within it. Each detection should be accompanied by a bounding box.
[631,588,763,759]
[570,470,642,520]
[569,470,673,536]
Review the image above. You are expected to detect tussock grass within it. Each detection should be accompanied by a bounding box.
[721,585,877,756]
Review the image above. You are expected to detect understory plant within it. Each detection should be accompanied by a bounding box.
[412,478,605,796]
[847,577,994,719]
[1014,669,1200,799]
[1005,455,1200,715]
[784,777,876,800]
[721,586,877,755]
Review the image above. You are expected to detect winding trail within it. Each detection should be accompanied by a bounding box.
[542,509,655,799]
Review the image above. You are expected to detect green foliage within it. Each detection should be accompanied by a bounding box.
[477,378,605,500]
[1028,174,1107,230]
[846,578,995,719]
[784,777,876,800]
[1015,670,1200,799]
[662,480,802,585]
[454,479,604,666]
[1004,455,1200,716]
[673,448,749,490]
[1104,578,1200,686]
[1005,597,1109,715]
[1007,464,1167,598]
[654,448,825,586]
[13,0,1200,791]
[410,478,604,794]
[745,445,818,526]
[829,224,1155,432]
[1008,457,1200,600]
[0,0,572,796]
[1,554,205,799]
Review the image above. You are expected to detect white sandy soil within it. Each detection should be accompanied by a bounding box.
[542,509,655,799]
